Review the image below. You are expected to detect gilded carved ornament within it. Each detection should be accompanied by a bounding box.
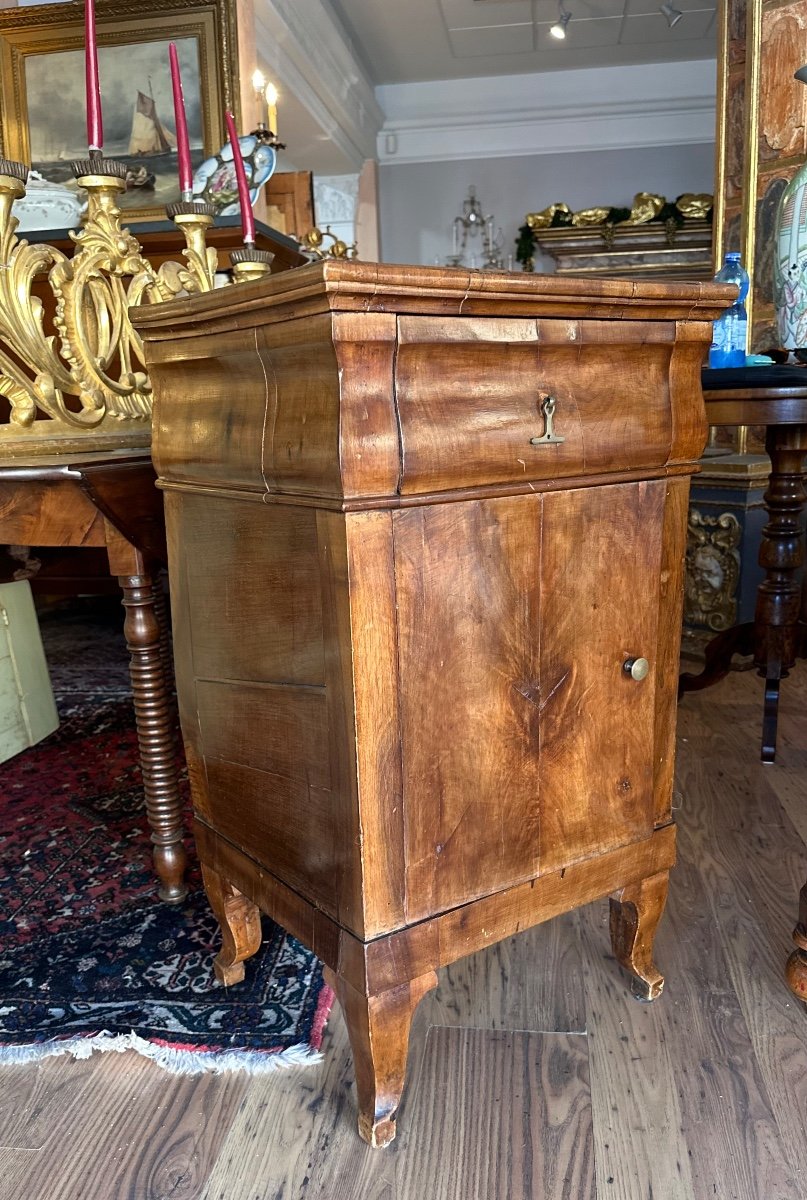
[0,156,275,453]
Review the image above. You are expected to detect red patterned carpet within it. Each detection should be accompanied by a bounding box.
[0,600,331,1072]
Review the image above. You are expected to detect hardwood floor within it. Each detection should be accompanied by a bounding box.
[2,665,806,1199]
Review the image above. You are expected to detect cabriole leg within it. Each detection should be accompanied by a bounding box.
[324,967,438,1148]
[786,882,807,1005]
[201,863,263,986]
[610,868,669,1001]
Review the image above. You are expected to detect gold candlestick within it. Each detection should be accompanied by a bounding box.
[230,245,274,284]
[166,200,218,293]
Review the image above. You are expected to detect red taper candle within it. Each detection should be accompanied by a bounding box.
[225,110,255,244]
[169,43,193,196]
[85,0,103,151]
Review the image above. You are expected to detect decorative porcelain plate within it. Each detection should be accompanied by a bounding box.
[192,134,277,216]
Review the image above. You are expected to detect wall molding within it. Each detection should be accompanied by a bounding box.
[252,0,384,170]
[376,60,717,164]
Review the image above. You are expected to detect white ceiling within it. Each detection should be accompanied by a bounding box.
[326,0,717,83]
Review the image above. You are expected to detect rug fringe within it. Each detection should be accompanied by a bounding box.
[0,1031,323,1074]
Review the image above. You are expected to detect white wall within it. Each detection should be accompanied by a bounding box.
[376,61,716,167]
[378,142,716,268]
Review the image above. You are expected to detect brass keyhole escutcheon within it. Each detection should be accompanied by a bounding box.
[530,394,565,446]
[623,657,650,682]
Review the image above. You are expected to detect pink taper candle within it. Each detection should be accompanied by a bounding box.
[85,0,103,150]
[225,110,255,244]
[169,43,193,195]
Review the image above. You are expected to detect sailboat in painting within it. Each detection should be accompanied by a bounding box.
[129,88,177,156]
[124,84,176,190]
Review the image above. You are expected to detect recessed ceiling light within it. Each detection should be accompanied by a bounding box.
[660,2,683,28]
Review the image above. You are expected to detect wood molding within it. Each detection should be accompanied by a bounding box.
[251,0,383,170]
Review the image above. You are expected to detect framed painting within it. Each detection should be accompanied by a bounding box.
[0,0,239,222]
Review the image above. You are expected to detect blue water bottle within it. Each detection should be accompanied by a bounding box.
[709,252,750,368]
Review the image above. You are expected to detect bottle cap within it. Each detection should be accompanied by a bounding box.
[726,251,741,260]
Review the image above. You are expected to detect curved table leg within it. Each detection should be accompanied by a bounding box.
[201,863,262,985]
[610,869,669,1002]
[786,883,807,1005]
[324,966,438,1148]
[753,426,807,764]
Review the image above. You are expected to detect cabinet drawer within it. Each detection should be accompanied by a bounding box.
[395,316,679,494]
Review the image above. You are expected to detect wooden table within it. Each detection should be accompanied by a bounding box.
[135,261,732,1146]
[0,451,186,902]
[679,369,807,764]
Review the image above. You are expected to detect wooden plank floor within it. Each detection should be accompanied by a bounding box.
[2,665,806,1200]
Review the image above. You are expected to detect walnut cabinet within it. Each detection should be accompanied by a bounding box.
[134,263,732,1147]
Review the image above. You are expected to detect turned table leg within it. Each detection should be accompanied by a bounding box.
[118,568,187,902]
[324,966,438,1148]
[201,864,263,985]
[104,518,187,904]
[610,869,669,1001]
[151,577,175,692]
[118,565,187,902]
[753,425,807,763]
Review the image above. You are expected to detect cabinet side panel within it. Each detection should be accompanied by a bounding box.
[164,491,362,928]
[653,476,691,825]
[396,497,543,923]
[177,494,324,686]
[538,481,665,872]
[151,314,342,497]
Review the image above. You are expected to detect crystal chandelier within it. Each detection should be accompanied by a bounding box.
[446,186,504,270]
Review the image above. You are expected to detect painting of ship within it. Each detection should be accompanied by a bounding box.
[25,36,205,216]
[129,86,177,157]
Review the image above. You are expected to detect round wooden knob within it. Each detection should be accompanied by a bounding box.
[624,657,650,681]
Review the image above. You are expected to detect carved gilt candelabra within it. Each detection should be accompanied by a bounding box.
[0,153,271,457]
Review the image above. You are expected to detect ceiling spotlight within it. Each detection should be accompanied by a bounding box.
[550,3,572,38]
[660,2,683,27]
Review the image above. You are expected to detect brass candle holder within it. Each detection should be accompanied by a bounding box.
[230,245,274,284]
[0,154,221,455]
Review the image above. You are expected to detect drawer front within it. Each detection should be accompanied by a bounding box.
[395,316,678,494]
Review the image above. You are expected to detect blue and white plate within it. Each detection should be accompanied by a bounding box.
[192,135,277,216]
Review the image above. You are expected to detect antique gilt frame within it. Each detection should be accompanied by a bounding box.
[712,0,763,337]
[0,0,240,224]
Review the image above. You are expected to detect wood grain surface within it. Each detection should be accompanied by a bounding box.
[136,265,725,1144]
[133,260,737,343]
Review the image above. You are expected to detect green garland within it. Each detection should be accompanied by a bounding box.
[516,196,713,269]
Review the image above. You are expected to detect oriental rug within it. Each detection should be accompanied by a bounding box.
[0,601,332,1073]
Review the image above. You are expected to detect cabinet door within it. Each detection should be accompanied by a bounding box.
[396,480,667,923]
[536,481,665,873]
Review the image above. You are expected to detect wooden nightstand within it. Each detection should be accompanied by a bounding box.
[135,262,732,1146]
